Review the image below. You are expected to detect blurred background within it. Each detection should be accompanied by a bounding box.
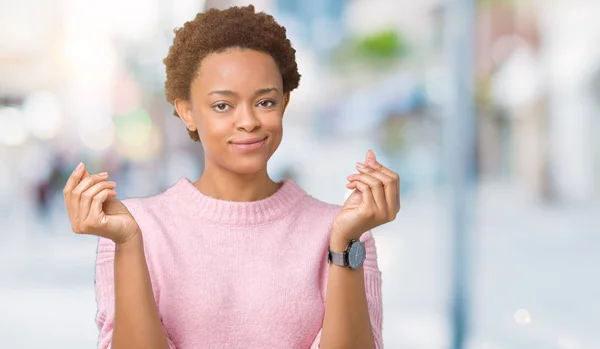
[1,0,599,348]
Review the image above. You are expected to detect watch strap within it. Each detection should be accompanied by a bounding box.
[328,249,347,267]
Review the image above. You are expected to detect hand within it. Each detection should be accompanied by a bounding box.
[63,162,140,244]
[332,150,400,243]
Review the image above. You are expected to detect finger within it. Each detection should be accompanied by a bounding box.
[86,188,118,234]
[366,149,376,164]
[361,160,400,211]
[64,162,86,207]
[73,172,109,197]
[356,162,398,216]
[64,162,86,227]
[70,172,109,223]
[63,162,85,196]
[80,181,117,223]
[365,156,398,181]
[364,155,401,212]
[346,178,359,190]
[352,180,376,210]
[347,172,386,210]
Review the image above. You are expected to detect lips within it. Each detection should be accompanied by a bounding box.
[229,136,267,152]
[230,136,267,145]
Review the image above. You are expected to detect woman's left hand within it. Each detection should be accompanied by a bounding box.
[332,150,400,243]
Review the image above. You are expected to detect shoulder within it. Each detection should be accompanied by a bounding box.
[120,180,179,220]
[296,189,377,248]
[294,190,375,239]
[96,186,176,263]
[102,182,177,243]
[296,192,343,222]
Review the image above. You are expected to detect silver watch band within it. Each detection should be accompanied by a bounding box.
[329,249,347,267]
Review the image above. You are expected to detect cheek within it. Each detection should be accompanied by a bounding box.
[264,118,283,149]
[196,115,228,139]
[262,113,283,132]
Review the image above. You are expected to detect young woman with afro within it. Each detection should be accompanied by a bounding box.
[63,5,399,349]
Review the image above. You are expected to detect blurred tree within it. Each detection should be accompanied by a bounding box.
[332,29,408,66]
[328,29,410,78]
[355,30,406,60]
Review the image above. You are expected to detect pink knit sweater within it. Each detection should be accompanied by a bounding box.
[95,177,383,349]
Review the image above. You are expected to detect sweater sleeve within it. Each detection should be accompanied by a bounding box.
[310,230,384,348]
[94,237,177,349]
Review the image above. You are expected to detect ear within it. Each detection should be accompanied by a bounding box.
[282,92,291,114]
[174,98,197,131]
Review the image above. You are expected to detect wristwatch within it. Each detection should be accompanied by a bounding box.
[328,239,366,269]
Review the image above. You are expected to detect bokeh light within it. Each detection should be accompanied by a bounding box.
[114,109,152,148]
[0,107,28,146]
[514,309,532,325]
[22,91,63,140]
[80,119,116,151]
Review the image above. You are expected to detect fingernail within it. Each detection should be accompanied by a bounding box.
[76,162,83,171]
[356,162,367,169]
[99,172,108,176]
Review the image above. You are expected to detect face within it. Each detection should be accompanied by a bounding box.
[175,48,289,175]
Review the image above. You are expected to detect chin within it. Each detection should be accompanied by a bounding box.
[229,159,268,175]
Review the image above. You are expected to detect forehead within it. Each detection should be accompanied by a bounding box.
[193,48,282,93]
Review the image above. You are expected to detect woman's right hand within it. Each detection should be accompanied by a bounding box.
[63,162,140,244]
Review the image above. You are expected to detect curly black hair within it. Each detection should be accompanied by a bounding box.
[163,5,301,142]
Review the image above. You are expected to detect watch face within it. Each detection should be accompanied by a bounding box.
[348,241,366,269]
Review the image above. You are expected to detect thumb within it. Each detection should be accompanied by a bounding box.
[366,149,376,163]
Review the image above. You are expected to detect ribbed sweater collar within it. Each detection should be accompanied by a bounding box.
[165,177,307,226]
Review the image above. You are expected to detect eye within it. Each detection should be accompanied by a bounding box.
[257,99,276,108]
[212,103,231,112]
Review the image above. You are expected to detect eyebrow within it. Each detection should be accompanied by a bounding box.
[207,87,280,97]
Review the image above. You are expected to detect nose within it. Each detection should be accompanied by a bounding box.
[235,104,261,132]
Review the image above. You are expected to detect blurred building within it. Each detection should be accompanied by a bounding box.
[474,0,600,203]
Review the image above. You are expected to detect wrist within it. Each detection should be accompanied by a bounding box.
[115,228,142,248]
[329,231,352,252]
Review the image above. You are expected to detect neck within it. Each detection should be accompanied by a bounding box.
[194,163,281,202]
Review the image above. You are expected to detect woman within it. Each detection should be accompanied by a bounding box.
[63,5,399,349]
